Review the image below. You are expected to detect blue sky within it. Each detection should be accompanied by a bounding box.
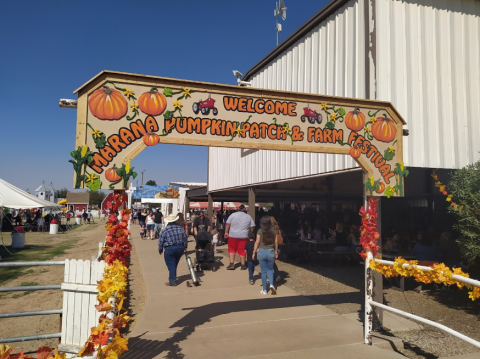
[0,0,328,192]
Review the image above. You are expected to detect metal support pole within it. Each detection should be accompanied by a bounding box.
[0,333,62,344]
[0,285,62,292]
[0,261,65,267]
[0,309,62,319]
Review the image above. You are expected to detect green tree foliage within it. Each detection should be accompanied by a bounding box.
[447,160,480,266]
[87,190,107,207]
[57,188,68,198]
[145,180,157,185]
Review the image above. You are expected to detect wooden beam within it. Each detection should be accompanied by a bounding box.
[207,194,213,226]
[248,187,256,221]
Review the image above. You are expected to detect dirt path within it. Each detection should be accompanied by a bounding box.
[0,222,111,353]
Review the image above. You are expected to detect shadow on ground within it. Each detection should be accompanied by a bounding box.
[123,294,355,359]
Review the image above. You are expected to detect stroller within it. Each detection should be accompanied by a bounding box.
[195,231,217,272]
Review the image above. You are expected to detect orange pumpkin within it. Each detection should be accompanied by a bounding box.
[375,182,385,194]
[349,146,361,159]
[138,88,167,116]
[88,87,128,120]
[105,165,121,182]
[371,114,397,143]
[345,108,365,131]
[143,132,160,146]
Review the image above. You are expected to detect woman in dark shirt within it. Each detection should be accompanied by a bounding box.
[333,222,349,252]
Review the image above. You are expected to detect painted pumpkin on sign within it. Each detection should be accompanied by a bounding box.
[375,182,385,194]
[143,132,160,146]
[138,88,167,116]
[105,165,121,182]
[88,87,128,120]
[371,114,397,143]
[349,146,361,159]
[345,108,365,132]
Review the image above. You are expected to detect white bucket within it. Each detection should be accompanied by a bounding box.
[11,232,26,249]
[50,223,59,234]
[75,217,82,225]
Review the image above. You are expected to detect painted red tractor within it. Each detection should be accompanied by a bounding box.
[301,107,322,124]
[192,97,218,116]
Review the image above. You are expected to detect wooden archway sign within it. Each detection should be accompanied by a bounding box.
[72,71,406,196]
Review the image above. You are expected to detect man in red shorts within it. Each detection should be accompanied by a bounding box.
[224,204,255,270]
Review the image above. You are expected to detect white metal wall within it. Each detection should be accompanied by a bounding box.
[375,0,480,168]
[209,0,365,191]
[209,0,480,192]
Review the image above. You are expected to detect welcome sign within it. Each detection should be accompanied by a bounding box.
[72,71,406,196]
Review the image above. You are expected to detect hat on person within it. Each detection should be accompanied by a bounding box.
[164,214,179,224]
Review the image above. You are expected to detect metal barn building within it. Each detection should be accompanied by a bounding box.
[200,0,480,232]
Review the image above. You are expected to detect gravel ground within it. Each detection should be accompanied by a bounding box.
[276,259,480,359]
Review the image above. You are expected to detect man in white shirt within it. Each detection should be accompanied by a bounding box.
[224,204,255,270]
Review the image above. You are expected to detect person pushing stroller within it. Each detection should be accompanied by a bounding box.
[195,230,216,272]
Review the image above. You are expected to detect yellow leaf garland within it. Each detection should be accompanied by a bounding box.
[370,258,479,301]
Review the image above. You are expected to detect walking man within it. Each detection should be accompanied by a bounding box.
[158,213,189,286]
[193,211,211,236]
[224,204,255,270]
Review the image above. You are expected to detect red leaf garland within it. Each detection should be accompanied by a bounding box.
[359,197,380,259]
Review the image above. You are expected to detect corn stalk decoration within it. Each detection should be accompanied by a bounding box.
[394,162,409,197]
[363,176,381,196]
[108,161,137,190]
[69,145,103,190]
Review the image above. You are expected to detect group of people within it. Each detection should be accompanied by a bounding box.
[383,229,461,267]
[134,208,164,240]
[1,208,57,232]
[155,204,282,295]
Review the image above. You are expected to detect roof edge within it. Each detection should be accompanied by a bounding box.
[243,0,350,81]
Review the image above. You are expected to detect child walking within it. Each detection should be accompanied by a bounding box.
[244,231,257,285]
[140,224,146,240]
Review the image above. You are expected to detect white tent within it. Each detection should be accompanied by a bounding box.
[0,178,60,209]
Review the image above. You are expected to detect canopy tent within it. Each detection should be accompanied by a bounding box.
[0,178,60,209]
[140,198,176,204]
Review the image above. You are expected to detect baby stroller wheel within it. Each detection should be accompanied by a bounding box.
[211,266,217,272]
[196,264,201,272]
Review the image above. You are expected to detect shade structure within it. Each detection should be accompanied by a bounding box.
[189,202,244,210]
[0,178,60,209]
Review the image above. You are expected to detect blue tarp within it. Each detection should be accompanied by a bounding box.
[133,185,179,199]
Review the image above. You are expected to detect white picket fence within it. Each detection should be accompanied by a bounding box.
[58,257,105,354]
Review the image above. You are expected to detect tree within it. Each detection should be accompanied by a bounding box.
[447,160,480,266]
[145,180,157,185]
[86,190,107,207]
[57,187,68,198]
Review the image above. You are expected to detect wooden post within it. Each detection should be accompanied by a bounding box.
[207,194,213,225]
[185,197,190,218]
[374,198,383,329]
[248,187,256,220]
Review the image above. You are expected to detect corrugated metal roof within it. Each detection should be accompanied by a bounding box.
[208,0,366,192]
[169,182,207,188]
[375,0,480,168]
[243,0,351,81]
[209,0,480,192]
